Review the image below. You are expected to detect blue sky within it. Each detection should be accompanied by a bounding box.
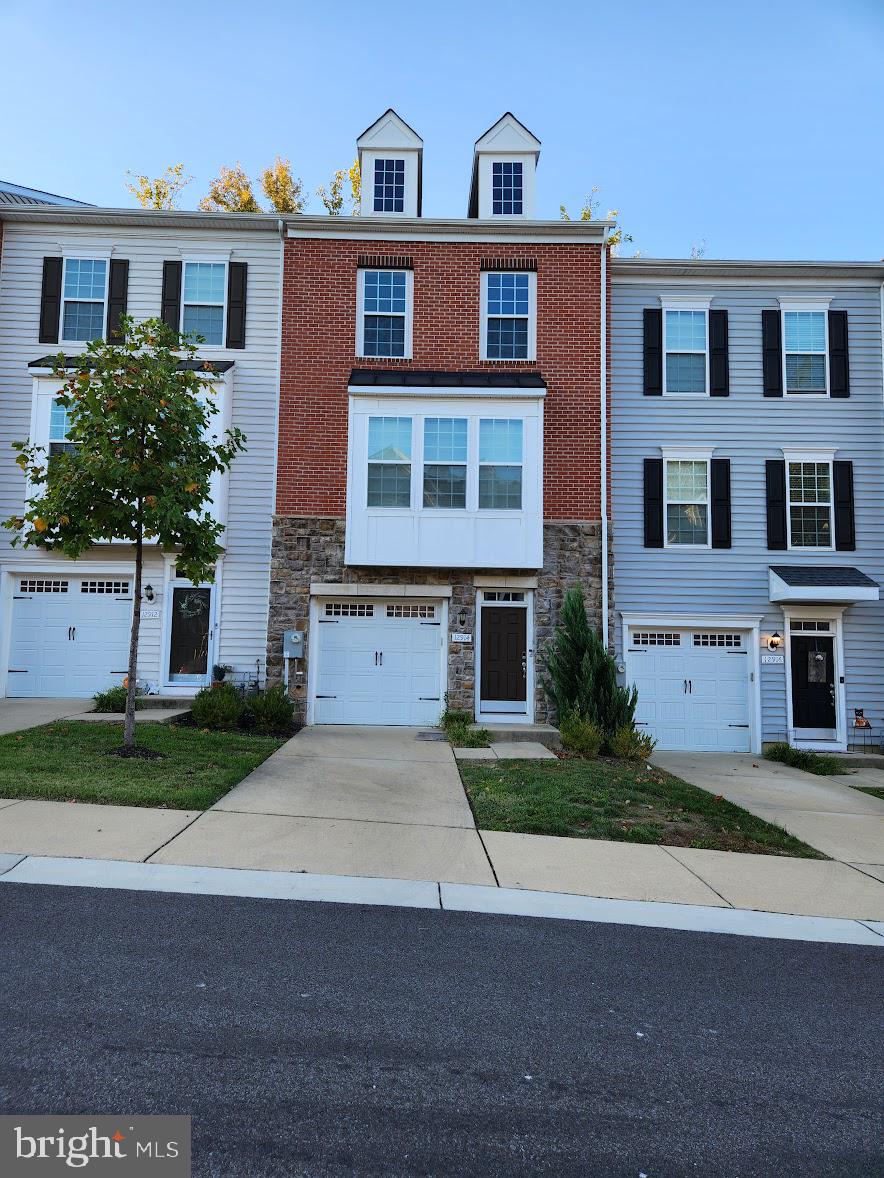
[2,0,882,259]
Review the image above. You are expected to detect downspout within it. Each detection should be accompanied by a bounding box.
[275,218,286,690]
[600,227,609,650]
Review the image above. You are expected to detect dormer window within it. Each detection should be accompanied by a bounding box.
[492,162,523,215]
[373,159,406,213]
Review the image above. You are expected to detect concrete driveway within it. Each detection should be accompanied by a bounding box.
[0,698,91,736]
[652,752,884,870]
[150,726,496,885]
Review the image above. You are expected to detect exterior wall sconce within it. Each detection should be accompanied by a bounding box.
[457,607,467,628]
[143,584,155,602]
[767,631,782,652]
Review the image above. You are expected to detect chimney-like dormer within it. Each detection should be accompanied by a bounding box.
[357,109,423,218]
[468,113,541,219]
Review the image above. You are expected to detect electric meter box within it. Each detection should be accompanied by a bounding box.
[283,630,305,659]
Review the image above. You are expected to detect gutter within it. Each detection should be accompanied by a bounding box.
[0,206,280,231]
[600,228,609,650]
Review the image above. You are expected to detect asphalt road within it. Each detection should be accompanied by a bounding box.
[0,883,880,1176]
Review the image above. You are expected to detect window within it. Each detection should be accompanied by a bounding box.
[483,272,534,360]
[784,311,827,394]
[19,579,69,593]
[182,262,226,346]
[48,400,78,458]
[791,620,831,632]
[373,159,405,213]
[61,258,107,342]
[664,309,707,395]
[359,269,410,358]
[81,580,131,595]
[693,633,742,647]
[482,591,525,602]
[787,460,833,548]
[632,632,681,646]
[386,604,435,618]
[325,602,374,617]
[665,459,709,546]
[479,419,522,509]
[423,418,467,508]
[367,417,412,507]
[492,161,523,215]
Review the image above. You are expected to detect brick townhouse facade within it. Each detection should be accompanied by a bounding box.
[267,111,613,726]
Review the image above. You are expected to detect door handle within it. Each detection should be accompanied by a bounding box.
[684,679,687,694]
[67,626,72,641]
[71,627,76,641]
[379,651,383,666]
[689,679,692,693]
[374,651,378,666]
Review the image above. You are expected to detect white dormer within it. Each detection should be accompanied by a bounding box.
[357,109,423,218]
[469,113,541,219]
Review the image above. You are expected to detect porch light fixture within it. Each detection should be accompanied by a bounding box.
[458,608,467,628]
[767,631,782,651]
[143,584,155,602]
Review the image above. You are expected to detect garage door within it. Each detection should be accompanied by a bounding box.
[626,628,751,752]
[8,576,133,698]
[314,600,443,725]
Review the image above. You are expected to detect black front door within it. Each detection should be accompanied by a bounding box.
[791,635,836,731]
[168,587,212,684]
[480,607,527,710]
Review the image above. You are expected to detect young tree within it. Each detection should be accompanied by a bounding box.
[4,319,246,754]
[260,157,305,214]
[126,163,192,210]
[560,185,634,253]
[316,159,361,215]
[199,164,261,213]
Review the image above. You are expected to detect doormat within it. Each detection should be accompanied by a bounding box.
[416,730,446,741]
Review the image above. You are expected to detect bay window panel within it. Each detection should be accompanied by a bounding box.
[479,418,523,463]
[479,466,522,509]
[368,463,411,507]
[423,464,467,508]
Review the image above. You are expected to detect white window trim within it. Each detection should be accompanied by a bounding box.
[478,418,524,511]
[779,299,831,398]
[480,270,537,362]
[661,300,711,398]
[180,259,228,350]
[421,416,468,511]
[371,157,407,215]
[662,451,712,550]
[356,268,414,360]
[60,257,109,344]
[783,451,835,553]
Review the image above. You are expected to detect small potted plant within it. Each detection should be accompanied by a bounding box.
[211,664,233,688]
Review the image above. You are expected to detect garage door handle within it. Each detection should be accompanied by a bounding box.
[379,651,383,666]
[71,626,76,641]
[683,679,687,694]
[67,626,72,641]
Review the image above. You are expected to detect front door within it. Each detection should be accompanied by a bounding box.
[791,634,837,737]
[480,606,527,714]
[167,586,213,686]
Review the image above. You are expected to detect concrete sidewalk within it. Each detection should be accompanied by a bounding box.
[0,698,88,735]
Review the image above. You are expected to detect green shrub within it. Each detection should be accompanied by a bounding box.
[92,686,129,713]
[764,743,840,776]
[249,684,295,734]
[441,706,474,729]
[191,683,245,730]
[541,585,637,745]
[559,710,603,758]
[446,720,490,748]
[609,723,656,761]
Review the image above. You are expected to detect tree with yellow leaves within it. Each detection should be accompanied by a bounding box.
[126,163,192,210]
[560,186,634,253]
[260,157,305,214]
[317,159,361,216]
[199,164,262,213]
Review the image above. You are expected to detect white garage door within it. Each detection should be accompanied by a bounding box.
[8,575,133,698]
[314,600,443,725]
[626,628,751,752]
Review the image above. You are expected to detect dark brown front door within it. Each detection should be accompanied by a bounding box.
[791,635,836,731]
[480,606,527,710]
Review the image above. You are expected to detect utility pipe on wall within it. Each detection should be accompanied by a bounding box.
[600,227,609,650]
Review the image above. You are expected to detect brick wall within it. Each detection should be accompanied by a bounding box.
[278,235,605,520]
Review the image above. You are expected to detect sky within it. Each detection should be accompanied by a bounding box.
[2,0,882,260]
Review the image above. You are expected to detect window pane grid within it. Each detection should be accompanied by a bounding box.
[362,270,407,357]
[363,315,405,357]
[665,310,706,394]
[784,311,827,393]
[63,258,106,300]
[788,461,832,547]
[423,464,467,508]
[363,271,406,313]
[492,161,523,215]
[487,273,529,316]
[423,417,467,463]
[373,159,405,213]
[182,305,224,345]
[368,417,411,462]
[665,460,708,545]
[183,262,225,304]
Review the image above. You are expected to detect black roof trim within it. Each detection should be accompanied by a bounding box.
[770,565,878,587]
[349,368,546,389]
[355,108,424,146]
[473,111,541,147]
[28,355,234,373]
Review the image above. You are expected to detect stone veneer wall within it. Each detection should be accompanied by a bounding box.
[267,517,610,724]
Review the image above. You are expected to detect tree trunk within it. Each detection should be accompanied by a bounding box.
[123,521,143,751]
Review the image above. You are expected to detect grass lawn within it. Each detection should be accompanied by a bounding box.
[460,756,823,857]
[0,721,285,810]
[853,785,884,802]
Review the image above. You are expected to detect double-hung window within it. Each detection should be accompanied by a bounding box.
[783,311,827,395]
[48,399,79,463]
[358,269,411,358]
[479,419,523,509]
[373,159,405,213]
[665,458,709,546]
[61,258,107,342]
[423,418,467,508]
[182,262,226,346]
[367,417,412,507]
[787,460,833,548]
[482,272,535,360]
[492,161,523,215]
[664,309,707,395]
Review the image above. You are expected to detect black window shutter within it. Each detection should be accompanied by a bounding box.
[161,261,182,331]
[833,460,855,550]
[765,459,787,549]
[225,261,248,349]
[762,309,783,397]
[709,309,729,396]
[38,257,63,344]
[106,259,129,342]
[828,310,849,398]
[643,458,664,547]
[643,308,662,396]
[710,458,732,548]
